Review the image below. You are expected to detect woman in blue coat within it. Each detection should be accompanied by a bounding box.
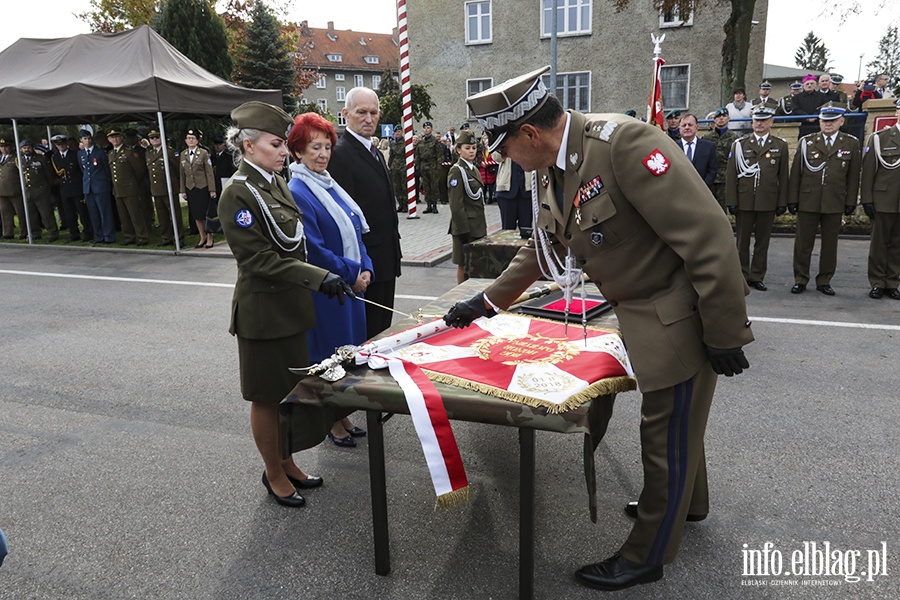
[288,112,373,447]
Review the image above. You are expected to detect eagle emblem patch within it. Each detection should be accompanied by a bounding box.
[642,149,670,176]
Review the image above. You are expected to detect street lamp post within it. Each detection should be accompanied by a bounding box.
[858,53,864,83]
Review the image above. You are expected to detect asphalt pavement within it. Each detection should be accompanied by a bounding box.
[0,231,898,600]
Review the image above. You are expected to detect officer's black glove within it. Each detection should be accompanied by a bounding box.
[787,203,799,215]
[320,273,355,306]
[863,203,876,220]
[727,205,738,215]
[443,292,497,328]
[707,346,749,377]
[843,205,857,216]
[775,206,786,216]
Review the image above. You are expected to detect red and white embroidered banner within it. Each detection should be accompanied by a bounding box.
[392,314,635,413]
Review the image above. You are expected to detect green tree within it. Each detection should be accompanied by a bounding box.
[156,0,232,81]
[232,1,297,111]
[376,69,435,129]
[794,31,832,72]
[76,0,159,32]
[866,26,900,95]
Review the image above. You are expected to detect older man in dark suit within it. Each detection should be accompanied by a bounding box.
[328,87,403,339]
[51,134,92,242]
[676,113,718,190]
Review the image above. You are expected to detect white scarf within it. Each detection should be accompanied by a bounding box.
[289,162,370,263]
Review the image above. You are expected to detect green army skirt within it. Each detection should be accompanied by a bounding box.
[237,333,309,403]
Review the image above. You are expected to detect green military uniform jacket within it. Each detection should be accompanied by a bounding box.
[702,128,739,186]
[180,147,216,192]
[146,146,178,196]
[776,94,795,116]
[414,135,442,173]
[219,160,328,340]
[861,125,900,213]
[388,138,406,172]
[483,111,754,392]
[447,158,486,238]
[789,131,861,213]
[108,145,147,197]
[0,154,20,196]
[725,133,790,211]
[18,154,53,199]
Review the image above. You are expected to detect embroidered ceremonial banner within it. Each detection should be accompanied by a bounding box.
[393,314,635,413]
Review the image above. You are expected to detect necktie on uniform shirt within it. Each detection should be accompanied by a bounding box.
[825,136,832,149]
[553,167,565,210]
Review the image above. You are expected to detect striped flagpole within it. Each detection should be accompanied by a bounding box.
[397,0,418,218]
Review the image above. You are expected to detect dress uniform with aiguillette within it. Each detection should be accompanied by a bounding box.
[860,98,900,300]
[108,130,150,245]
[447,130,487,266]
[51,135,92,242]
[788,103,861,295]
[725,104,790,290]
[18,140,58,241]
[447,67,754,591]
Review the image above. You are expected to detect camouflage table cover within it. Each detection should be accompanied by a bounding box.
[462,229,530,279]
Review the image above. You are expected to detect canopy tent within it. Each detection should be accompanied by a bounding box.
[0,25,281,251]
[0,25,281,124]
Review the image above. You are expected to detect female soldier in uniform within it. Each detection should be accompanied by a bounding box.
[447,130,487,284]
[179,129,217,248]
[219,101,353,508]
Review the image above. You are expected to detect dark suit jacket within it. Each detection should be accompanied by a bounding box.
[51,149,83,197]
[77,146,112,195]
[677,138,718,188]
[328,131,402,280]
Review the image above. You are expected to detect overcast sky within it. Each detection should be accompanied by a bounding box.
[1,1,897,83]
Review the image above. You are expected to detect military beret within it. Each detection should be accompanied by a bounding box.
[19,139,32,148]
[185,128,202,138]
[830,74,843,84]
[818,102,846,120]
[759,80,772,89]
[79,129,93,138]
[623,109,637,117]
[456,130,477,146]
[106,129,122,137]
[751,105,776,120]
[230,101,293,139]
[790,81,802,90]
[665,109,681,119]
[459,121,471,129]
[147,130,161,137]
[51,134,68,143]
[0,139,9,146]
[713,107,729,118]
[422,121,433,128]
[466,66,551,152]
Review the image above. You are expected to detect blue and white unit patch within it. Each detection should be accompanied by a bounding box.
[450,178,459,187]
[235,209,254,228]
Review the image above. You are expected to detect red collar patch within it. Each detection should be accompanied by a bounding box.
[642,149,670,176]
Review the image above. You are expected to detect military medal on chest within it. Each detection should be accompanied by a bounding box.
[575,175,604,224]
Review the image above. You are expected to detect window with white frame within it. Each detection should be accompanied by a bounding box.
[465,1,492,44]
[660,64,690,110]
[326,53,342,62]
[466,78,493,116]
[541,71,590,111]
[660,3,693,28]
[364,56,380,64]
[336,86,346,102]
[335,73,345,81]
[337,113,347,127]
[316,74,326,89]
[372,75,382,89]
[354,74,364,87]
[540,0,591,37]
[317,98,328,112]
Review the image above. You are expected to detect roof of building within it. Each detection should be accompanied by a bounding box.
[296,21,399,72]
[763,63,827,81]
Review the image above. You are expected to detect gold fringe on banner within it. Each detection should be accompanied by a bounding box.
[422,371,636,414]
[434,485,471,510]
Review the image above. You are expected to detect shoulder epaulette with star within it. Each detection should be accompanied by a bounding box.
[585,119,620,143]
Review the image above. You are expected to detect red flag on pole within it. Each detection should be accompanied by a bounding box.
[647,55,665,130]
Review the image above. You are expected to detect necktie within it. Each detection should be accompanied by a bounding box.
[686,141,694,162]
[825,137,832,149]
[553,167,565,210]
[370,144,378,159]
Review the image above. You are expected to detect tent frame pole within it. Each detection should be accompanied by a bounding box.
[11,119,35,244]
[156,112,181,254]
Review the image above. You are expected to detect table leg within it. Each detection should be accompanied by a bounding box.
[519,427,535,600]
[367,409,391,575]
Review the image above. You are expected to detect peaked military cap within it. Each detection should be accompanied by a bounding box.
[231,101,293,139]
[79,129,93,138]
[790,81,802,90]
[0,138,9,145]
[830,74,843,84]
[147,130,161,137]
[185,128,202,138]
[751,105,776,119]
[467,65,551,152]
[759,80,772,89]
[818,102,846,120]
[19,139,32,147]
[456,130,477,146]
[213,135,225,144]
[106,129,122,137]
[713,107,729,118]
[51,134,67,143]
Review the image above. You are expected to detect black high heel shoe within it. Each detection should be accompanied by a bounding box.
[262,472,305,507]
[287,473,324,489]
[327,431,357,447]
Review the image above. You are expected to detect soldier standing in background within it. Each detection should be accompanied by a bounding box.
[108,129,150,246]
[725,105,790,292]
[0,138,25,239]
[860,98,900,300]
[18,140,58,241]
[751,81,773,107]
[144,130,183,247]
[51,134,91,242]
[438,136,452,205]
[702,107,739,211]
[789,103,861,296]
[388,126,407,212]
[125,128,153,232]
[414,121,442,213]
[777,81,803,116]
[664,110,681,141]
